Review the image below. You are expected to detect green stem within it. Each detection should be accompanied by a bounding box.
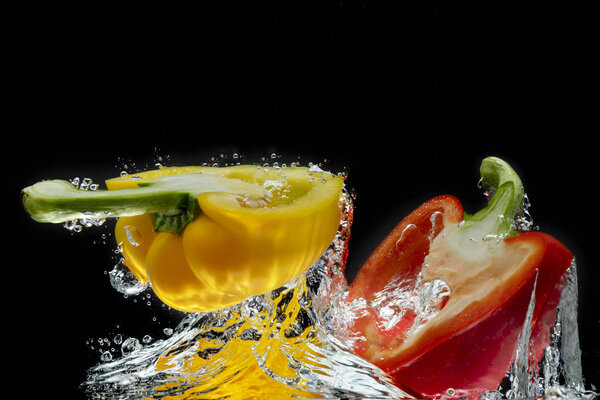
[22,180,188,222]
[22,173,269,234]
[459,156,525,238]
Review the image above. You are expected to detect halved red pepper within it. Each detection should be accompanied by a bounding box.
[346,157,573,399]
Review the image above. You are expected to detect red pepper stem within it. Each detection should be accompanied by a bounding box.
[459,157,525,239]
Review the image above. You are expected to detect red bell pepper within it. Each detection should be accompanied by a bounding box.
[346,157,573,399]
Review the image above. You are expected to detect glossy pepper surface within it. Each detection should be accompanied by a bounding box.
[345,157,574,399]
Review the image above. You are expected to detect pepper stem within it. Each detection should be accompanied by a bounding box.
[459,157,525,238]
[22,174,269,234]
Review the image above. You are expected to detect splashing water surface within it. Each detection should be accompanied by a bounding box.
[81,170,598,400]
[83,193,411,399]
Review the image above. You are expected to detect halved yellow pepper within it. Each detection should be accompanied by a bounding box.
[108,165,344,312]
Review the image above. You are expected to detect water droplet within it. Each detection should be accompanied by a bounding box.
[121,337,142,356]
[100,351,113,362]
[163,328,173,336]
[113,334,123,345]
[108,260,148,295]
[80,178,92,190]
[123,225,141,247]
[142,335,152,344]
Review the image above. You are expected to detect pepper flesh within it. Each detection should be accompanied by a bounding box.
[346,157,574,398]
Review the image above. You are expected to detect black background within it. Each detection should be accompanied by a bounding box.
[8,1,598,398]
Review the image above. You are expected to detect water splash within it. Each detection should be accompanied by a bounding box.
[80,168,598,400]
[83,192,411,399]
[506,272,538,399]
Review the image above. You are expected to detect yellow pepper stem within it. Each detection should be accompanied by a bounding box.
[22,173,270,234]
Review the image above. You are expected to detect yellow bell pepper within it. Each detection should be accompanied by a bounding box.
[22,164,344,312]
[109,165,344,312]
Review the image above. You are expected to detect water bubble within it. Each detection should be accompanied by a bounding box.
[108,260,148,296]
[163,328,174,337]
[100,351,113,362]
[63,220,83,233]
[121,338,142,356]
[80,178,92,190]
[142,335,152,344]
[113,334,123,345]
[123,226,140,247]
